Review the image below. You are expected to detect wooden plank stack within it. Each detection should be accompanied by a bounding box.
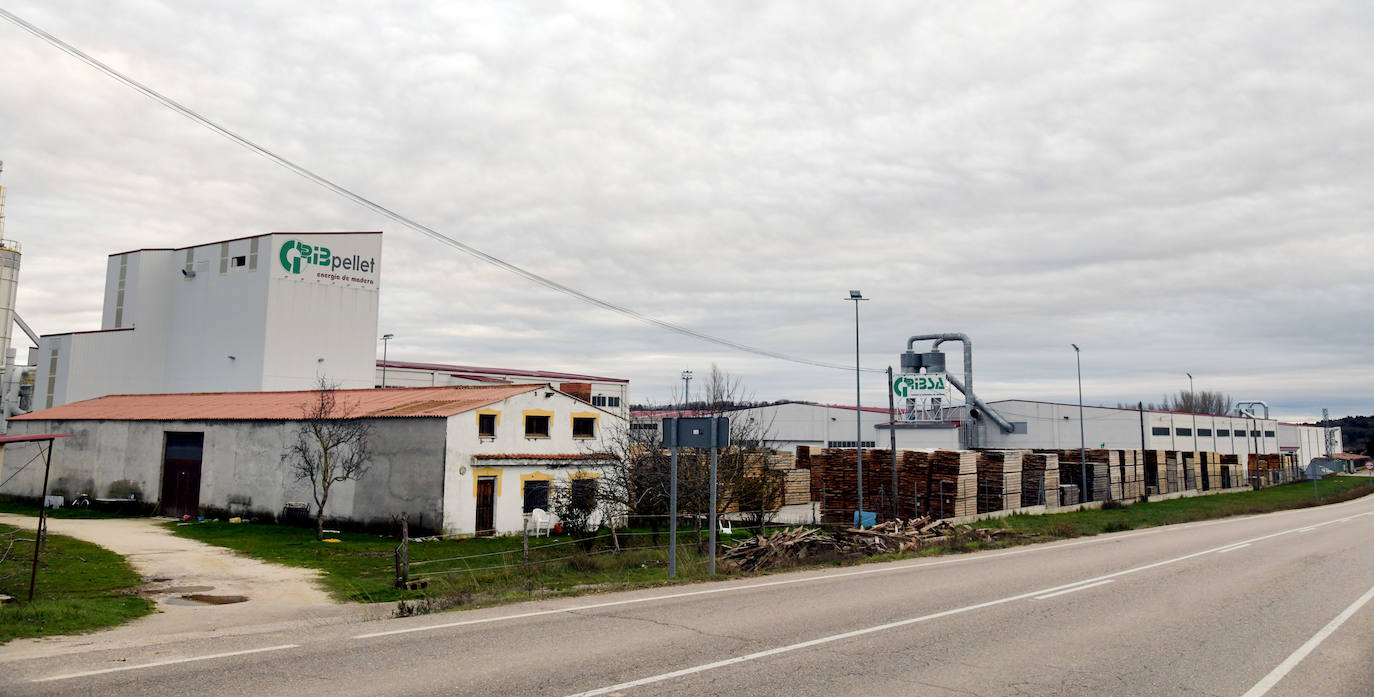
[928,450,977,518]
[977,450,1023,513]
[1021,453,1059,510]
[1054,450,1110,501]
[1143,450,1168,494]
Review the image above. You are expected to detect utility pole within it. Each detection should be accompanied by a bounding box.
[1073,344,1087,502]
[848,291,867,525]
[680,370,692,411]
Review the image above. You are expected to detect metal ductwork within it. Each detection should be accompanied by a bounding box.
[903,332,1015,434]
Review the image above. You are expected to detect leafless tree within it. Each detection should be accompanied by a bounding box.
[1138,390,1235,415]
[282,377,372,541]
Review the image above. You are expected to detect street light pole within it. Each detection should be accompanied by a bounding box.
[381,333,394,387]
[681,370,692,411]
[1073,344,1087,502]
[1187,372,1196,452]
[849,290,867,525]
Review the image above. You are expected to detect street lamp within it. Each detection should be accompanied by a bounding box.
[1072,344,1087,502]
[680,370,692,411]
[849,290,868,525]
[381,333,394,387]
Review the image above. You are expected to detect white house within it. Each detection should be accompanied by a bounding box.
[36,231,382,408]
[4,383,624,535]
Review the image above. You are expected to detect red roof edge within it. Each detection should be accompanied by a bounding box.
[0,433,73,444]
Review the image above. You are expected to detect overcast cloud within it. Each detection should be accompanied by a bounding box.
[1,1,1370,421]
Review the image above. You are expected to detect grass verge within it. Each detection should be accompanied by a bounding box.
[168,477,1374,614]
[0,530,154,643]
[970,476,1374,538]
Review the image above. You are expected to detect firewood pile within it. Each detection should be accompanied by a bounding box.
[719,519,1023,572]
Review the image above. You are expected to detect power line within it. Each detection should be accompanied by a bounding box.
[0,8,886,375]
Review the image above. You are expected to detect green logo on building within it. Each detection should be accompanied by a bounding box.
[279,239,375,276]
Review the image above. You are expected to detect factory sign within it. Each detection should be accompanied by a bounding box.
[276,235,380,289]
[892,373,947,399]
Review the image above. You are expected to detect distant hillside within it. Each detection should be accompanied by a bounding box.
[1334,415,1374,455]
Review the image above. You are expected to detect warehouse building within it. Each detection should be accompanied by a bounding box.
[4,383,623,535]
[36,232,382,408]
[632,399,1336,471]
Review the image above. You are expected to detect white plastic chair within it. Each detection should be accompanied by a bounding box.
[530,508,552,536]
[718,518,733,536]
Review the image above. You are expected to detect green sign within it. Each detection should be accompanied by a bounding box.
[893,373,947,399]
[279,239,375,275]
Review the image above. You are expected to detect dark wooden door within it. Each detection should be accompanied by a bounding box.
[475,478,496,536]
[161,433,203,518]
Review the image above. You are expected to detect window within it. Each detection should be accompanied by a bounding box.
[525,414,550,437]
[572,417,596,438]
[827,441,876,448]
[630,422,658,431]
[571,478,597,509]
[1175,428,1192,437]
[1216,429,1230,437]
[1197,429,1212,437]
[607,396,620,407]
[523,480,549,514]
[592,395,622,408]
[219,242,230,274]
[231,255,247,267]
[1151,427,1170,436]
[1264,430,1275,438]
[478,413,497,438]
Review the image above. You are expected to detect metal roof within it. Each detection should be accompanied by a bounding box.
[380,359,628,384]
[0,433,72,444]
[12,385,542,422]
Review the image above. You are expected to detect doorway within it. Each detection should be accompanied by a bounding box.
[475,477,496,536]
[161,432,204,518]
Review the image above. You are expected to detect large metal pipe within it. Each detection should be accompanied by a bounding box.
[946,374,1016,434]
[905,333,1015,434]
[14,313,38,346]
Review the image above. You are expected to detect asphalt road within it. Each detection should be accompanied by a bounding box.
[6,494,1374,697]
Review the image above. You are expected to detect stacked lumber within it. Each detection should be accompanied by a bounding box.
[977,450,1023,513]
[796,445,812,469]
[1109,450,1125,500]
[1021,453,1059,509]
[810,448,921,524]
[782,469,810,506]
[1054,450,1110,502]
[1165,452,1180,492]
[928,450,977,518]
[1059,484,1081,507]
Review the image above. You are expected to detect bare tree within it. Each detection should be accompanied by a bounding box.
[1139,390,1234,415]
[282,377,372,541]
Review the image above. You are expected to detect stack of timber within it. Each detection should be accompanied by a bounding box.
[809,448,922,524]
[977,450,1023,513]
[1109,450,1125,499]
[1123,450,1145,499]
[928,450,977,518]
[782,470,810,506]
[1182,452,1201,491]
[1144,450,1168,494]
[1059,483,1081,507]
[1054,450,1111,501]
[1021,453,1060,510]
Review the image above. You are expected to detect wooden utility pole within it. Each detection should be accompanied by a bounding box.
[393,512,409,589]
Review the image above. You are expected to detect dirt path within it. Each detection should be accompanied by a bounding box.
[0,515,385,659]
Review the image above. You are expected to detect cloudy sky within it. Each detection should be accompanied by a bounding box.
[1,1,1370,421]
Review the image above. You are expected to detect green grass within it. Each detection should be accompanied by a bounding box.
[0,498,154,519]
[0,530,154,643]
[168,478,1374,615]
[971,476,1374,538]
[168,521,737,606]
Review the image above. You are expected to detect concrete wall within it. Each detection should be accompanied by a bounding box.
[2,415,447,530]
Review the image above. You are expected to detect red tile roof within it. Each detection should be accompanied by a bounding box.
[12,385,542,422]
[380,359,628,384]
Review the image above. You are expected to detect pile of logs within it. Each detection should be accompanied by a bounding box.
[719,519,1023,572]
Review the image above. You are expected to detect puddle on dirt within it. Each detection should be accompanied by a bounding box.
[143,585,215,595]
[170,594,249,606]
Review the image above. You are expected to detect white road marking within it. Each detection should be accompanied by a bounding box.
[1033,579,1114,600]
[356,501,1374,640]
[31,644,300,683]
[561,510,1374,697]
[1217,543,1251,554]
[1239,581,1374,697]
[1297,526,1316,532]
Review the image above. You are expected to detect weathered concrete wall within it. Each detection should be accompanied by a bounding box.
[1,417,447,529]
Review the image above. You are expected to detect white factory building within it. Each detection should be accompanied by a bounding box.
[36,232,382,408]
[632,399,1338,470]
